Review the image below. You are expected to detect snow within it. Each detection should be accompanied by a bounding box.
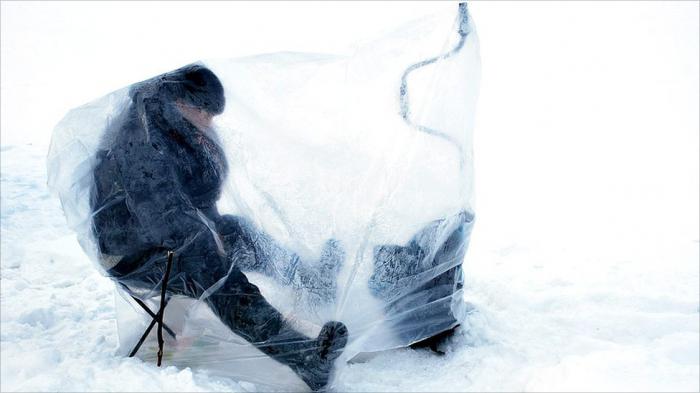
[2,1,699,392]
[1,142,697,391]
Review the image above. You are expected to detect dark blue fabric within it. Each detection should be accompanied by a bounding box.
[92,81,227,255]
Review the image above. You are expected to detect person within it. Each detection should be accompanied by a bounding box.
[90,64,348,391]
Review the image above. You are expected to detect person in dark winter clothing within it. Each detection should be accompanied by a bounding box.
[90,64,348,391]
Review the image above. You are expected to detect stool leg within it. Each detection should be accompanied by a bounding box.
[156,251,174,367]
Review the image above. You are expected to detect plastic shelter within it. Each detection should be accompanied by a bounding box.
[47,3,480,390]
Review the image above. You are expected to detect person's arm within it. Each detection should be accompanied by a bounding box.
[217,214,342,304]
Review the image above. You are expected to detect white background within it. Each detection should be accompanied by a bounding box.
[1,1,698,391]
[2,1,698,243]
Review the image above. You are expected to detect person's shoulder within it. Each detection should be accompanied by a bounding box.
[108,113,170,163]
[113,105,164,145]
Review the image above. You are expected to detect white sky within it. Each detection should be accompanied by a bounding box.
[2,1,697,146]
[1,1,699,245]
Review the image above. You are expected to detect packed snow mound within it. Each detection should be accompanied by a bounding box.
[45,3,480,390]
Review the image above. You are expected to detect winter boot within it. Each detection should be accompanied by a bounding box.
[291,321,349,391]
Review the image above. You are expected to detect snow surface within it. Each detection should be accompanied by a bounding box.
[2,1,699,392]
[1,140,698,392]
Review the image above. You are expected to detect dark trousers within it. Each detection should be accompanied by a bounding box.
[110,211,472,355]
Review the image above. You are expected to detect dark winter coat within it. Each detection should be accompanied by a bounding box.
[91,71,228,258]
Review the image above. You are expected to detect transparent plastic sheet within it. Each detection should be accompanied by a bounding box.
[47,3,479,391]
